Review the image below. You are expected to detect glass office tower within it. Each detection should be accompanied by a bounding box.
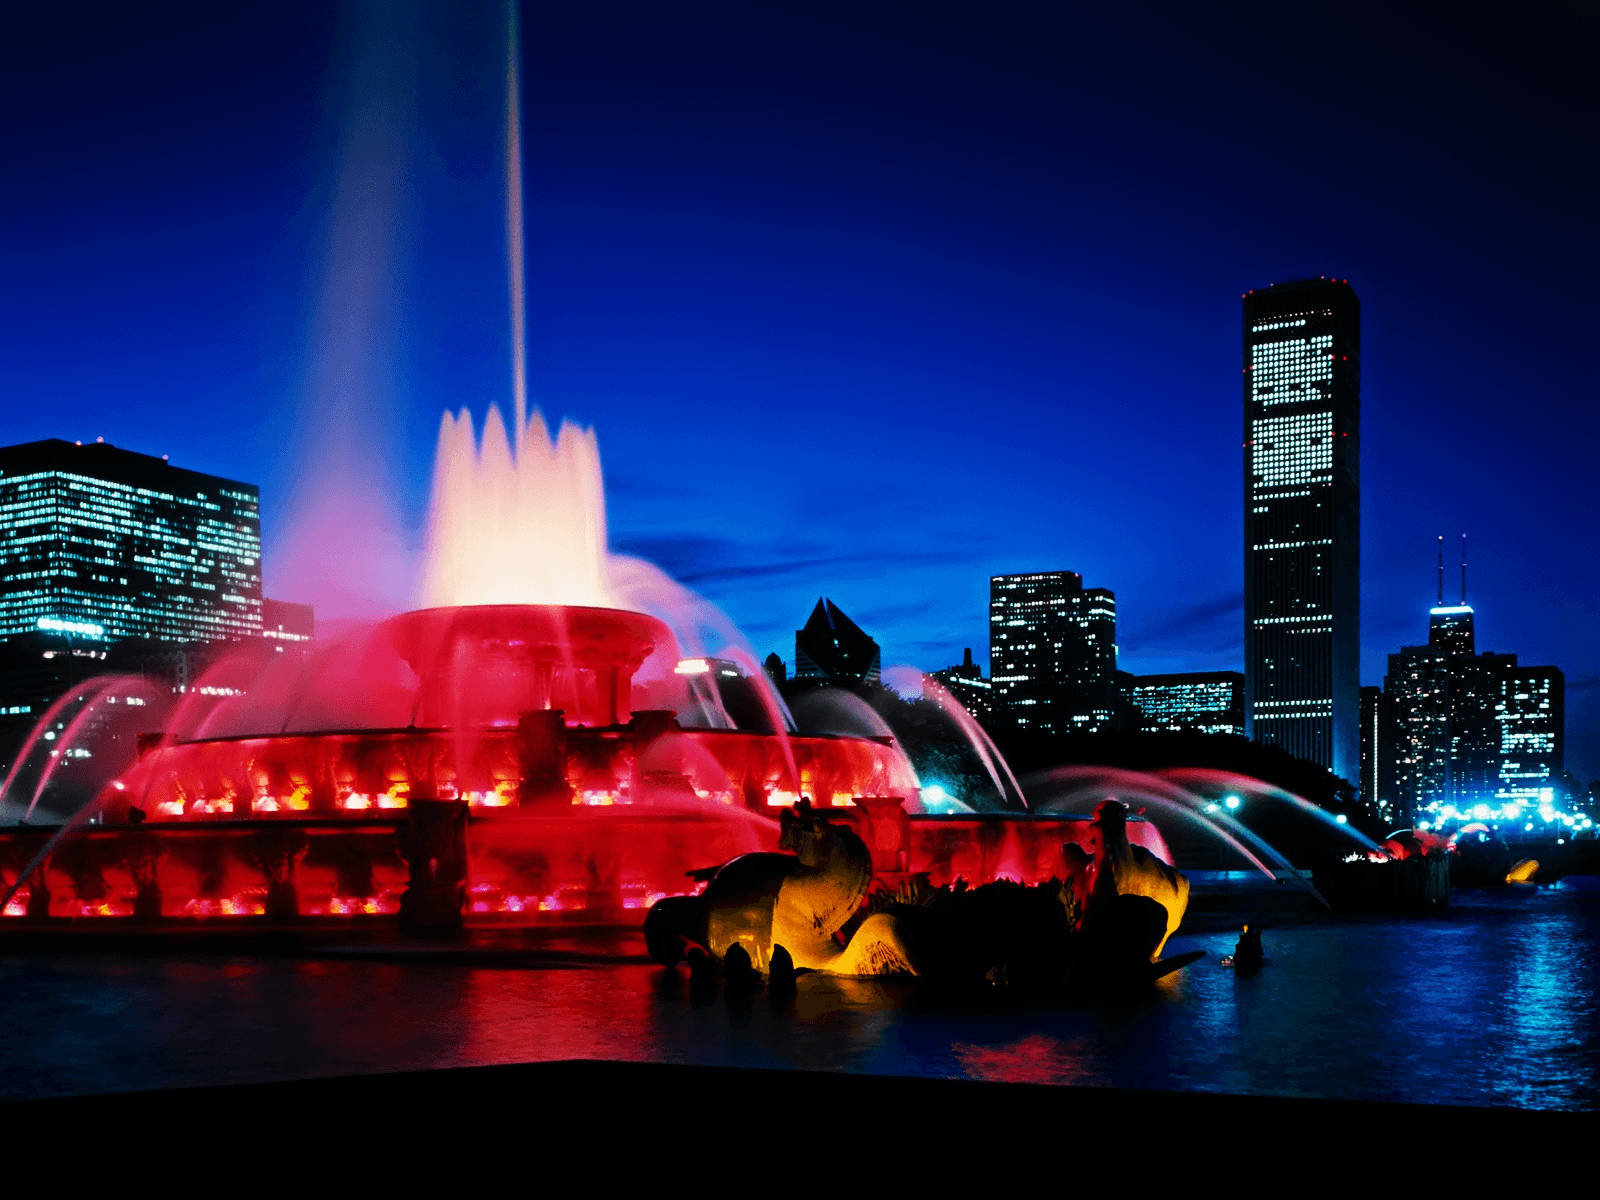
[0,439,262,645]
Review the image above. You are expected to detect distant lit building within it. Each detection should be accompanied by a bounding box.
[0,439,262,646]
[989,570,1119,734]
[1384,549,1565,825]
[931,648,992,720]
[262,598,314,652]
[1127,671,1243,736]
[1385,643,1452,826]
[794,598,881,686]
[1494,664,1563,805]
[1243,279,1360,783]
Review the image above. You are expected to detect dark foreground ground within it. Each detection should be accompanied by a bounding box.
[5,1056,1586,1166]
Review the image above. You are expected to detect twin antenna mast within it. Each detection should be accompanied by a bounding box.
[1436,533,1468,606]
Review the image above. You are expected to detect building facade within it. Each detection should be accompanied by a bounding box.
[1243,279,1361,784]
[1385,643,1452,826]
[0,439,262,646]
[1126,671,1244,736]
[989,570,1119,734]
[1495,663,1564,805]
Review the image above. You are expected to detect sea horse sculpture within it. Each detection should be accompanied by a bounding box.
[1082,799,1189,959]
[645,799,916,977]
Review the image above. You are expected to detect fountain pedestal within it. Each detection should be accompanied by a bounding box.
[517,710,573,807]
[399,799,469,936]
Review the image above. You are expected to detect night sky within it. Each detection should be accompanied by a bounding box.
[3,2,1596,778]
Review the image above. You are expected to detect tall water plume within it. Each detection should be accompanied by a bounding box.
[419,406,615,609]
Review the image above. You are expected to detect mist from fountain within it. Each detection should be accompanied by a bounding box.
[789,689,897,741]
[0,679,118,823]
[21,678,161,823]
[0,675,169,914]
[883,664,1027,811]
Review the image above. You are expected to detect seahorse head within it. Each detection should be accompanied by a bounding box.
[778,797,833,865]
[1086,798,1133,869]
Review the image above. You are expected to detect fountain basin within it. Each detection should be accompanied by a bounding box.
[0,605,1173,925]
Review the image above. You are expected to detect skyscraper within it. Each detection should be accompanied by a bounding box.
[989,570,1119,734]
[0,439,262,645]
[1359,684,1397,822]
[1243,279,1360,783]
[1382,547,1565,824]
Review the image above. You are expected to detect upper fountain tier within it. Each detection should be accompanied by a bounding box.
[383,602,674,729]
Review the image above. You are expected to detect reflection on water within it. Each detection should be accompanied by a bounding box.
[1,880,1595,1111]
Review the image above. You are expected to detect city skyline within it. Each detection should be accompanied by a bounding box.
[2,3,1595,778]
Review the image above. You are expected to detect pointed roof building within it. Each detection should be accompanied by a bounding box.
[794,598,881,686]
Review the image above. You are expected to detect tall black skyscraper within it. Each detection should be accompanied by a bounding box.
[1243,279,1360,784]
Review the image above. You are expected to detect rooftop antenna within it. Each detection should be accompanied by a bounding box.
[1436,535,1444,606]
[1460,533,1467,605]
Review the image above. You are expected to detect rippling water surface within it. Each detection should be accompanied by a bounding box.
[2,879,1595,1111]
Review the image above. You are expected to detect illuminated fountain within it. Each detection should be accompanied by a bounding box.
[0,409,927,927]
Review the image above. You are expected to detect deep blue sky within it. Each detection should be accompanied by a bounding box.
[3,2,1597,778]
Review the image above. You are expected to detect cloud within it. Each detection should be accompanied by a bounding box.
[611,533,977,589]
[1121,591,1243,653]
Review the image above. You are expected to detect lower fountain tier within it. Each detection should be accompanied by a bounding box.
[98,721,919,820]
[0,808,1174,923]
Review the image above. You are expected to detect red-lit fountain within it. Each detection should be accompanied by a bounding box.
[0,410,935,928]
[78,597,924,928]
